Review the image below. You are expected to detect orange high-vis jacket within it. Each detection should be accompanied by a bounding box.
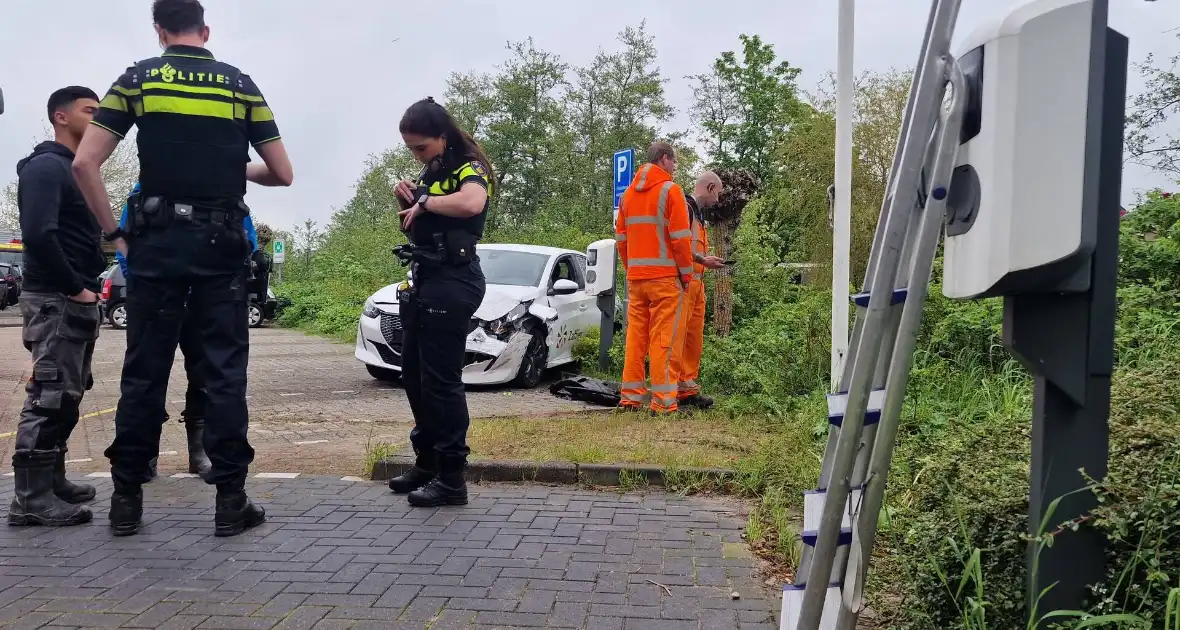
[686,195,710,281]
[615,163,695,285]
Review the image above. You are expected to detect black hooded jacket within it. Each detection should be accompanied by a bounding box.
[16,141,105,296]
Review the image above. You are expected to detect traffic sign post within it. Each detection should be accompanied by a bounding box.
[613,148,634,223]
[272,239,285,283]
[612,149,635,340]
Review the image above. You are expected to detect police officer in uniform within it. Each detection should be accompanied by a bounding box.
[71,0,293,537]
[387,98,494,507]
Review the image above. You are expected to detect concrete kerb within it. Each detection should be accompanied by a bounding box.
[370,456,737,488]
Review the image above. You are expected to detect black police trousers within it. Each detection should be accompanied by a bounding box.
[105,220,253,493]
[178,301,208,420]
[401,263,486,474]
[13,292,99,453]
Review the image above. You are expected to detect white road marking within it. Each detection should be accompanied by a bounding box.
[277,369,294,373]
[65,458,92,464]
[170,399,184,404]
[279,392,304,397]
[171,473,200,479]
[86,472,112,478]
[331,390,356,395]
[293,439,329,446]
[254,472,299,479]
[160,450,178,456]
[340,476,365,482]
[2,472,14,477]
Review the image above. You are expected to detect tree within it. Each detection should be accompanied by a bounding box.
[800,68,911,282]
[688,34,806,187]
[560,22,677,233]
[1126,40,1180,177]
[0,183,17,232]
[481,38,570,229]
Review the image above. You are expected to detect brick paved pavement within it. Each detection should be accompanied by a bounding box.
[1,325,591,475]
[0,476,778,629]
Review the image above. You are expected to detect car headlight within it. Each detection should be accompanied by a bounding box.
[482,301,531,338]
[362,299,380,319]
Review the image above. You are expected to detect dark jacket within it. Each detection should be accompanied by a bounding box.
[16,141,105,296]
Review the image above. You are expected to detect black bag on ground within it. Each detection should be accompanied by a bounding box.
[549,376,621,407]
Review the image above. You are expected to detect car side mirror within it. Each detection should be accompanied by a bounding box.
[550,279,580,295]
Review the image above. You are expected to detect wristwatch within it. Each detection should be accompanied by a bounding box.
[103,228,127,242]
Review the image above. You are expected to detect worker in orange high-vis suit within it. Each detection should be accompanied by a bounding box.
[616,142,696,415]
[676,172,727,409]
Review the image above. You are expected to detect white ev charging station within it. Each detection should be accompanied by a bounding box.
[585,238,619,371]
[781,0,1126,628]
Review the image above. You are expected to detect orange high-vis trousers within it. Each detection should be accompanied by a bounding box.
[620,276,687,413]
[675,279,706,400]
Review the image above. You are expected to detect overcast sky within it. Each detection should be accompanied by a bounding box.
[2,0,1178,232]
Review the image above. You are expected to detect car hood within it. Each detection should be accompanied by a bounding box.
[474,285,538,321]
[370,284,402,305]
[369,283,538,320]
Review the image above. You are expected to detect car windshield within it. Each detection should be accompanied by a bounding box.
[478,249,550,287]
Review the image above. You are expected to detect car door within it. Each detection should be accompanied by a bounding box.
[544,255,590,364]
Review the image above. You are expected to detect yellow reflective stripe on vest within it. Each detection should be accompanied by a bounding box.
[143,81,234,99]
[142,95,234,119]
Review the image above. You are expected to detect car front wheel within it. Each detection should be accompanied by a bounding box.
[108,303,128,329]
[248,303,263,328]
[513,327,549,388]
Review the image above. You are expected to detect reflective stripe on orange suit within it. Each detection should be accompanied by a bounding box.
[676,197,708,399]
[615,163,695,413]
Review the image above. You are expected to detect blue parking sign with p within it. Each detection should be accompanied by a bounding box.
[613,148,635,210]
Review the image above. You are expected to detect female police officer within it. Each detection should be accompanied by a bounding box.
[387,97,494,507]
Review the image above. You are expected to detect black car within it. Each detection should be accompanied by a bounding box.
[100,263,280,329]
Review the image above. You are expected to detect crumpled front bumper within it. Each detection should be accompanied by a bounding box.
[355,308,534,386]
[460,327,533,386]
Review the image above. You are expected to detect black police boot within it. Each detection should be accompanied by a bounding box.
[109,487,144,537]
[7,450,92,527]
[53,447,96,504]
[147,456,158,480]
[214,489,266,537]
[182,415,212,478]
[407,469,468,507]
[389,449,436,494]
[389,467,435,494]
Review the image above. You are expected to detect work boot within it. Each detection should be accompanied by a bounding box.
[214,490,266,537]
[389,467,435,494]
[109,488,143,537]
[408,470,468,507]
[679,394,715,410]
[7,450,92,527]
[53,447,96,504]
[182,415,212,478]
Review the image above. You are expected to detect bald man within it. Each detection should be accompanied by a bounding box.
[675,172,726,409]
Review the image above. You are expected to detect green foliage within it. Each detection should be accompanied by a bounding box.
[701,287,831,415]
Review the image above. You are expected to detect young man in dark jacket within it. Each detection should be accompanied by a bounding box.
[7,86,106,528]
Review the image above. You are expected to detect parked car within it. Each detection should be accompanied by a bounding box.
[0,263,19,307]
[100,264,128,328]
[356,244,601,387]
[101,263,281,330]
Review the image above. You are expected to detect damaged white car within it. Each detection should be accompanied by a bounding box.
[355,244,602,387]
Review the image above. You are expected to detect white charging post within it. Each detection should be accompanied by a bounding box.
[942,0,1126,617]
